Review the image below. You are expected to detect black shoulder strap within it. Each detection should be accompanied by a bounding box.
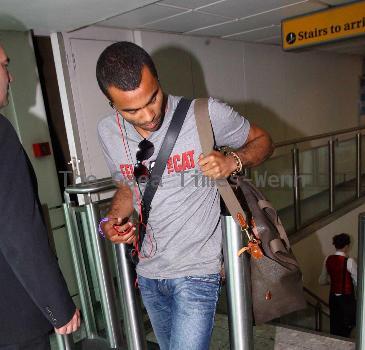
[138,97,192,250]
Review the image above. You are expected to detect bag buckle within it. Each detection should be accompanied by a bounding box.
[236,213,263,259]
[237,239,264,259]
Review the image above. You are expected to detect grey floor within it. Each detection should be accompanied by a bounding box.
[51,312,355,349]
[145,313,355,350]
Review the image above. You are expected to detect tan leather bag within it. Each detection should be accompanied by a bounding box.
[195,98,307,324]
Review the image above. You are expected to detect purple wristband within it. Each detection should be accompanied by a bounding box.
[98,217,110,239]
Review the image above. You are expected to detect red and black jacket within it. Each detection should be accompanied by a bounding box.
[326,255,353,295]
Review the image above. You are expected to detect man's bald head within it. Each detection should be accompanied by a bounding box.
[0,45,13,108]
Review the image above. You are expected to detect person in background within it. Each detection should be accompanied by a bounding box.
[0,43,80,350]
[319,233,357,338]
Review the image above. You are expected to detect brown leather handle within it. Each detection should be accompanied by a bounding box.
[194,98,248,228]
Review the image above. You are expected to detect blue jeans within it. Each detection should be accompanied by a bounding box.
[138,274,221,350]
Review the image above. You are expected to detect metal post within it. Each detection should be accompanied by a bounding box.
[328,139,335,213]
[314,302,321,332]
[114,245,147,350]
[63,199,97,338]
[222,216,253,350]
[312,148,319,187]
[357,213,365,350]
[55,334,74,350]
[318,303,322,332]
[357,133,362,198]
[85,203,124,349]
[292,147,301,230]
[314,303,319,332]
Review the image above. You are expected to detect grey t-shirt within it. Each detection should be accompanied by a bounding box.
[98,96,250,279]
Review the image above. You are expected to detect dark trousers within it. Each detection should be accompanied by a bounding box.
[0,334,50,350]
[329,293,356,338]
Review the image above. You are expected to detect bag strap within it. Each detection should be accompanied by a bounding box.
[138,97,192,250]
[194,98,248,228]
[257,199,290,249]
[195,98,294,253]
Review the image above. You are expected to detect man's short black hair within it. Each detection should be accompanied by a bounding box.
[332,233,351,249]
[96,41,158,100]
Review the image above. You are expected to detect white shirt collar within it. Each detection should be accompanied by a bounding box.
[335,251,346,257]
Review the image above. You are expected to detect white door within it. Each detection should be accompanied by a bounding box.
[52,28,133,185]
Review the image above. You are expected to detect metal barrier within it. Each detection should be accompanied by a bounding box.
[56,334,74,350]
[357,213,365,350]
[222,216,254,349]
[54,126,365,349]
[114,245,146,349]
[61,179,254,349]
[63,181,146,349]
[255,126,365,235]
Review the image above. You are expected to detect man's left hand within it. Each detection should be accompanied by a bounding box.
[198,151,236,179]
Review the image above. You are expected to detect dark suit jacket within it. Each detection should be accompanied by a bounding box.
[0,114,76,345]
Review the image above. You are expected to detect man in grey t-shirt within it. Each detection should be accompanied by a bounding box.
[97,42,273,350]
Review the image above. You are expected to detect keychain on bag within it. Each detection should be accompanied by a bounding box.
[236,213,263,260]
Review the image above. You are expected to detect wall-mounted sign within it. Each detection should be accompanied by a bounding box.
[282,1,365,51]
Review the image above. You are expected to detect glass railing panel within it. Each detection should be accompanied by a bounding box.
[299,145,330,226]
[274,304,330,334]
[64,196,152,349]
[74,207,108,339]
[251,152,295,234]
[335,137,357,208]
[66,202,124,343]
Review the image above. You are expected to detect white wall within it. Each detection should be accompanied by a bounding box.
[138,31,246,103]
[243,43,362,142]
[51,26,364,302]
[292,203,364,302]
[139,31,362,143]
[60,26,362,181]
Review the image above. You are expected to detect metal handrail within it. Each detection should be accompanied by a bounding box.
[303,287,330,333]
[269,125,365,232]
[275,126,365,148]
[303,287,329,309]
[63,183,255,349]
[65,177,116,194]
[64,126,365,196]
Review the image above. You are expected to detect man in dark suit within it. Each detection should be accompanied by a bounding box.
[0,44,80,349]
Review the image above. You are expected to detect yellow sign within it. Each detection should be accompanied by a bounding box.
[282,1,365,50]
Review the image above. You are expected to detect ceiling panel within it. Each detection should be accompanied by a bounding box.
[0,0,362,56]
[227,25,281,41]
[98,4,187,29]
[159,0,222,9]
[256,35,282,44]
[263,1,326,24]
[143,10,228,32]
[187,20,248,37]
[197,0,308,19]
[223,1,326,37]
[188,0,325,37]
[0,0,157,32]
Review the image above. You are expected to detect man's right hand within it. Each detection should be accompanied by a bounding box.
[101,217,136,244]
[55,309,81,335]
